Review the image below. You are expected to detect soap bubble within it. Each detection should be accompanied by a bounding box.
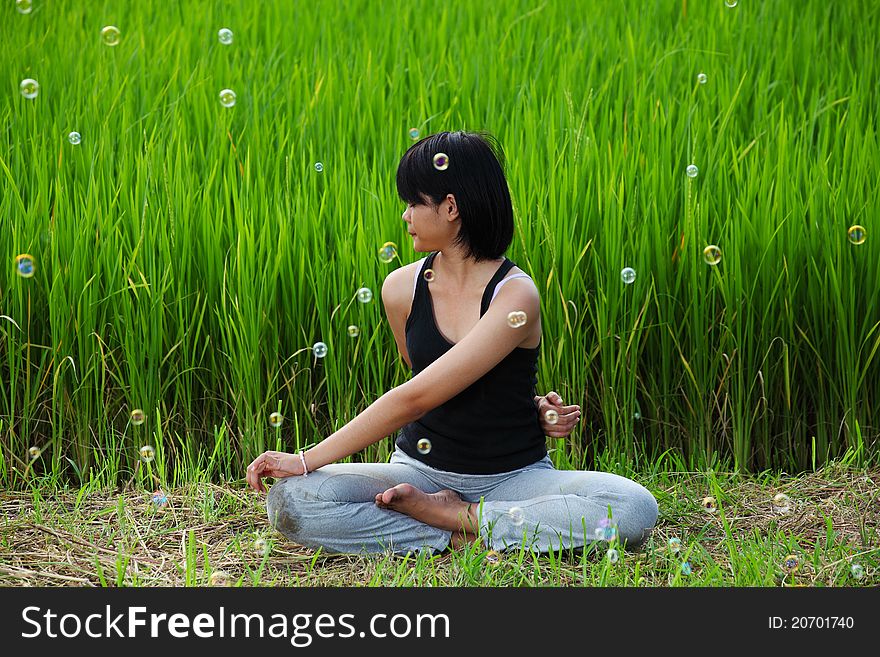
[507,311,528,328]
[681,562,693,575]
[314,162,324,172]
[697,73,707,85]
[423,268,435,282]
[253,538,269,556]
[68,131,82,145]
[347,325,360,338]
[378,241,398,263]
[20,79,39,99]
[312,341,328,358]
[151,490,168,510]
[847,225,866,245]
[408,127,420,140]
[668,537,682,554]
[15,254,35,278]
[725,0,738,7]
[28,446,41,460]
[210,571,230,586]
[702,245,722,266]
[782,554,800,574]
[686,164,699,178]
[269,412,283,428]
[772,493,791,514]
[218,28,233,45]
[851,563,864,580]
[633,411,641,420]
[219,88,236,107]
[101,26,121,47]
[606,548,619,563]
[701,496,717,513]
[417,438,432,455]
[620,267,636,285]
[596,518,618,542]
[485,550,501,565]
[432,153,449,171]
[507,506,524,526]
[139,445,155,462]
[544,409,559,425]
[356,287,373,303]
[16,0,33,14]
[131,409,146,425]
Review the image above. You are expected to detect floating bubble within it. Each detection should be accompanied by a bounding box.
[725,0,737,7]
[68,131,82,145]
[312,341,328,358]
[544,409,559,425]
[597,518,618,542]
[772,492,791,514]
[697,73,707,85]
[19,79,39,99]
[701,496,717,513]
[703,245,722,266]
[508,506,524,526]
[686,164,699,178]
[28,446,41,460]
[131,409,146,425]
[408,127,420,141]
[851,563,864,580]
[782,554,800,574]
[210,571,230,586]
[15,254,35,278]
[101,25,121,47]
[139,445,155,462]
[681,562,692,575]
[378,241,398,263]
[507,310,528,328]
[620,267,636,285]
[606,548,619,563]
[423,268,435,282]
[219,88,236,108]
[668,537,682,554]
[314,162,324,172]
[485,550,501,565]
[416,438,432,455]
[218,28,233,45]
[347,325,360,338]
[633,411,641,420]
[151,490,168,510]
[432,152,449,171]
[16,0,33,14]
[253,538,268,556]
[847,225,866,245]
[269,412,283,428]
[356,287,373,303]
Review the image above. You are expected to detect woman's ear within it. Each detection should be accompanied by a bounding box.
[444,194,459,220]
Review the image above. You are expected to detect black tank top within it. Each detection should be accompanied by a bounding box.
[396,251,547,474]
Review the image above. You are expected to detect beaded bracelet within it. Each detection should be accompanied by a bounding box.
[298,450,309,477]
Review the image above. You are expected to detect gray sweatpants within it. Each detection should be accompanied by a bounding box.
[266,447,658,555]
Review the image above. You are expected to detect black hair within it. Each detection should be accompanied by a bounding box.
[396,130,514,263]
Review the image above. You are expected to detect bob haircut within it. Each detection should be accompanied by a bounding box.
[396,131,514,263]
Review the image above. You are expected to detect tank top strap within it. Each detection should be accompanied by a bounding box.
[480,258,515,316]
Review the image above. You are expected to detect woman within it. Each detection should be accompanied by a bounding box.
[247,131,658,555]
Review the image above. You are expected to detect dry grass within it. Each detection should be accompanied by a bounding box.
[1,464,877,587]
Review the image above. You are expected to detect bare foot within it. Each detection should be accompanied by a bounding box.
[375,484,477,534]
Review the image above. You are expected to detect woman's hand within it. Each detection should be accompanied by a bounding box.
[246,450,304,493]
[534,391,581,438]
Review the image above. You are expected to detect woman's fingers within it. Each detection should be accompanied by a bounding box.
[247,452,272,493]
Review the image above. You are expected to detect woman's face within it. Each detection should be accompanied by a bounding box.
[401,194,457,252]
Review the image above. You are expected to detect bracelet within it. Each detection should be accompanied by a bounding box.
[298,450,309,477]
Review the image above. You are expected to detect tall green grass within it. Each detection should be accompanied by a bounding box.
[1,0,878,488]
